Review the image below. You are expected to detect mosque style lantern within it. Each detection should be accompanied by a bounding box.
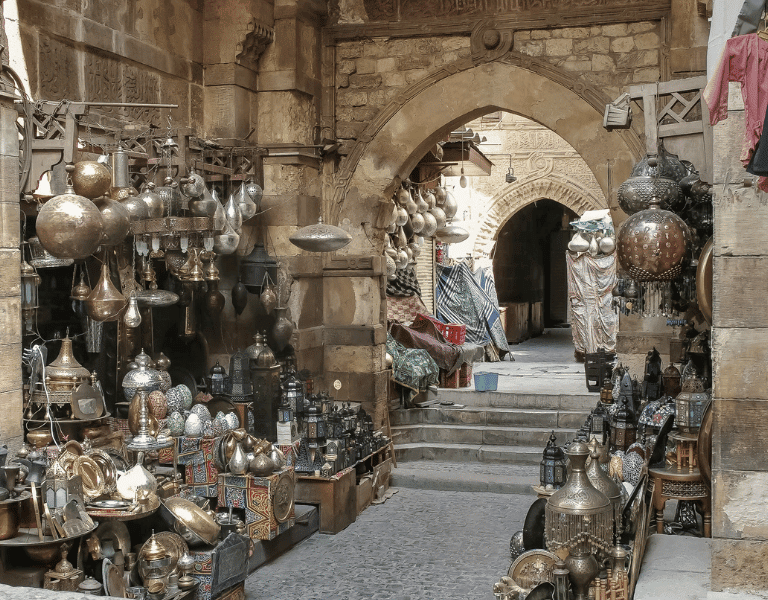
[540,431,567,490]
[305,398,327,450]
[675,363,709,434]
[227,350,253,400]
[247,333,281,440]
[611,373,637,453]
[545,441,613,600]
[240,243,277,294]
[616,195,691,282]
[206,361,228,396]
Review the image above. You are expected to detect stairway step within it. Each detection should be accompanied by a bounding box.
[434,389,597,410]
[391,462,538,495]
[394,442,547,464]
[390,407,588,429]
[391,423,577,446]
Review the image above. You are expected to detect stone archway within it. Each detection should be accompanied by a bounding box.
[332,53,641,255]
[472,173,607,258]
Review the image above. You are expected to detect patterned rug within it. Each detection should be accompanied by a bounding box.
[386,266,422,297]
[387,294,428,325]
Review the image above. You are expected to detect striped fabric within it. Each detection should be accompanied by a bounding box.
[435,262,509,353]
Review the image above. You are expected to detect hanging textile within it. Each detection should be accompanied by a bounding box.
[386,294,428,325]
[386,333,439,392]
[435,261,509,355]
[386,265,422,297]
[567,252,618,354]
[704,33,768,190]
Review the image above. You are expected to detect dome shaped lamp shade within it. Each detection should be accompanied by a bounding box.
[289,217,352,253]
[240,243,278,294]
[435,223,469,244]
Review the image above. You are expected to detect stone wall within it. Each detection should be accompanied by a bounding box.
[710,84,768,594]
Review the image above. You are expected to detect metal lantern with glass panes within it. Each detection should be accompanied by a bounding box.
[611,373,637,452]
[589,401,609,444]
[305,398,327,449]
[43,461,84,510]
[278,393,293,424]
[227,350,253,401]
[675,363,709,433]
[138,531,173,590]
[206,361,228,396]
[280,367,304,415]
[540,431,567,490]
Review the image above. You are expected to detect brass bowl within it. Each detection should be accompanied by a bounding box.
[161,498,220,547]
[26,430,52,449]
[24,544,61,565]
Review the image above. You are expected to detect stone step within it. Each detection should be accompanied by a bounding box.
[390,462,539,495]
[434,388,597,410]
[395,442,550,464]
[391,423,577,447]
[390,407,588,430]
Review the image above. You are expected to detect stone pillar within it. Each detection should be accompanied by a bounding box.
[710,84,768,594]
[0,91,22,451]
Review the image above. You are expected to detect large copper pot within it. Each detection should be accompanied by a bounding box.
[36,184,104,260]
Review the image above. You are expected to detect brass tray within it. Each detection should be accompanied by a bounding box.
[273,471,295,523]
[74,456,105,500]
[508,549,559,590]
[86,494,160,521]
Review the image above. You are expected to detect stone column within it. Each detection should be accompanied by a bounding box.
[0,90,22,451]
[710,84,768,593]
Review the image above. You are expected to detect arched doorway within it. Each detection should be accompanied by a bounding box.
[331,55,641,257]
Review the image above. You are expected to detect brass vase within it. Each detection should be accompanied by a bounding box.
[85,261,127,322]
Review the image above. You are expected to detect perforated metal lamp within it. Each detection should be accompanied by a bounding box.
[540,431,567,489]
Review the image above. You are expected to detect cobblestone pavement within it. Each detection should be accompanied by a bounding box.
[245,487,531,600]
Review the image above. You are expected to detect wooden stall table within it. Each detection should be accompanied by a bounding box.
[669,431,698,472]
[648,464,710,537]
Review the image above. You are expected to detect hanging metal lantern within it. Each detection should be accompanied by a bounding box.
[617,174,681,215]
[85,261,127,322]
[240,243,277,294]
[630,144,688,183]
[21,259,41,329]
[36,178,104,260]
[540,431,567,490]
[435,223,469,244]
[421,211,437,237]
[289,217,352,253]
[180,166,206,199]
[94,196,130,246]
[235,181,258,221]
[137,182,165,219]
[616,196,691,281]
[71,161,112,199]
[429,206,447,229]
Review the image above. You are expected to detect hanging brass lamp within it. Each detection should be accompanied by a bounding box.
[289,217,351,253]
[85,258,127,322]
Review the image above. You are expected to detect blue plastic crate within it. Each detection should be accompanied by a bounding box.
[473,372,498,392]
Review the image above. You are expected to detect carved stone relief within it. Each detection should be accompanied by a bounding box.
[40,37,80,100]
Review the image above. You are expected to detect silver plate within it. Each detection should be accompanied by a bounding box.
[134,289,179,307]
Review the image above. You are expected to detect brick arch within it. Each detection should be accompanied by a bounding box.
[472,174,607,258]
[332,53,641,255]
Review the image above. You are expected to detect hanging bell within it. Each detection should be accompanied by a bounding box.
[85,261,127,322]
[186,250,205,283]
[225,192,243,231]
[204,257,220,281]
[124,292,142,328]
